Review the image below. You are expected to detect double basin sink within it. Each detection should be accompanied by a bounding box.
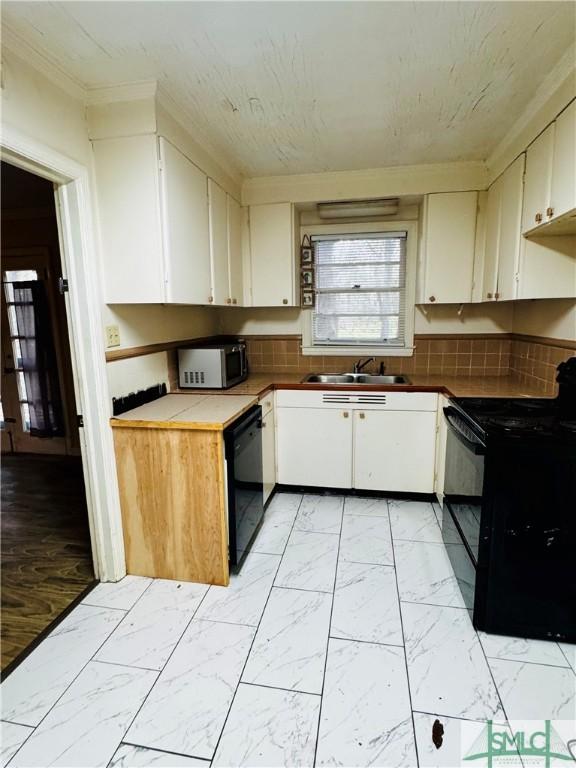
[304,373,411,385]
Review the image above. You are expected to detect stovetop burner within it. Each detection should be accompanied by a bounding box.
[453,396,574,441]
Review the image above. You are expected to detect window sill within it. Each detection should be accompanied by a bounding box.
[301,346,415,357]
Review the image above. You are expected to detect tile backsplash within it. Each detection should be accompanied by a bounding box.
[244,334,574,393]
[509,337,574,395]
[244,335,512,378]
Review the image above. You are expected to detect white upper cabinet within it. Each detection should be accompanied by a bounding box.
[208,179,229,305]
[160,138,211,305]
[93,135,165,304]
[208,180,244,306]
[93,134,211,304]
[495,154,525,301]
[522,123,555,233]
[248,203,297,307]
[522,103,576,234]
[481,154,525,301]
[420,191,478,304]
[227,196,244,306]
[550,100,576,221]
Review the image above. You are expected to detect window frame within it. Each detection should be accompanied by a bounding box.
[301,221,417,356]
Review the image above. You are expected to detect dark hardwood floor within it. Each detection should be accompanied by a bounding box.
[1,453,94,670]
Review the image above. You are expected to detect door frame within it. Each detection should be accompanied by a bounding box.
[1,125,126,582]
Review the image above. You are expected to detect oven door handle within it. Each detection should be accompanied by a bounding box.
[444,407,486,455]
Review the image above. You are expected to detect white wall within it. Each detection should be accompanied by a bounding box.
[2,49,91,166]
[103,304,218,349]
[217,303,515,337]
[512,299,576,340]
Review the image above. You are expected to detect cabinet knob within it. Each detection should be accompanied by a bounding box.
[495,292,500,299]
[208,296,214,304]
[359,412,365,420]
[343,411,349,419]
[487,292,493,299]
[535,212,543,224]
[232,298,238,305]
[546,207,554,218]
[261,421,266,428]
[282,298,288,305]
[429,296,436,303]
[226,298,232,304]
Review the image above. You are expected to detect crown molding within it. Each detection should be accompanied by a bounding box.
[86,80,158,105]
[487,43,576,181]
[1,23,87,102]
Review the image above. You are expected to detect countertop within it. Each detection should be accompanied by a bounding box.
[113,374,551,431]
[110,393,258,430]
[172,373,552,399]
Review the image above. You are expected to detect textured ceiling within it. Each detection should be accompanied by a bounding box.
[2,1,574,177]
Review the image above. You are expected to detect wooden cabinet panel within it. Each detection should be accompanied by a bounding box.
[421,192,477,303]
[93,135,164,303]
[113,426,229,585]
[160,138,211,304]
[208,179,229,305]
[496,154,525,301]
[276,407,353,488]
[551,101,576,220]
[522,124,554,233]
[249,203,296,307]
[228,196,244,306]
[353,410,436,493]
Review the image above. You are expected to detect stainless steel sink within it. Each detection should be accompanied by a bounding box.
[304,373,411,385]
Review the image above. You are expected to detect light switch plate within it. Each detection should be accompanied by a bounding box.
[105,324,121,348]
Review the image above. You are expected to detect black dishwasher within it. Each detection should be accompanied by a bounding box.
[224,405,264,569]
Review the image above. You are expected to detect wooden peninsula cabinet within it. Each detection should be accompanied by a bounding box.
[110,393,257,586]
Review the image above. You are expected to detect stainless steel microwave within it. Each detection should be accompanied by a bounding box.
[178,343,247,389]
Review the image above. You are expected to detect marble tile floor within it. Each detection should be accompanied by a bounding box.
[1,493,574,767]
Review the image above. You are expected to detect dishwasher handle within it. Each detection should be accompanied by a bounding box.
[444,407,486,455]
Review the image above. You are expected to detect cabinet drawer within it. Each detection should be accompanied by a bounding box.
[276,389,437,411]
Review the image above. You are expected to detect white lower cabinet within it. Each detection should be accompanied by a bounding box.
[260,394,276,505]
[353,409,437,493]
[276,407,353,488]
[275,390,437,493]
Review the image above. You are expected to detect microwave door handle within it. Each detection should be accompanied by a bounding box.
[443,407,486,455]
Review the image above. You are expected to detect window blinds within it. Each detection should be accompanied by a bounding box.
[311,232,408,347]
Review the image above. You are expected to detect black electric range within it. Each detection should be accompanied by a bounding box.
[441,358,576,643]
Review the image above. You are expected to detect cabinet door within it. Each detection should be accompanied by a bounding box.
[92,135,164,303]
[522,123,554,233]
[353,410,436,493]
[421,192,477,303]
[249,203,296,307]
[228,196,244,306]
[208,179,229,305]
[496,154,525,301]
[551,101,576,220]
[482,176,501,301]
[276,407,353,488]
[262,406,276,505]
[159,138,211,304]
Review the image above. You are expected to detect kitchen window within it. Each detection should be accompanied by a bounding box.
[302,222,417,356]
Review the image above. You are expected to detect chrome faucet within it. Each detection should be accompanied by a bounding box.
[353,357,375,373]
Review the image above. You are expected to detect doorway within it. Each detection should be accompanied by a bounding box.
[1,163,95,671]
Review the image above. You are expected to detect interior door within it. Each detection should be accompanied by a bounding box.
[1,250,69,454]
